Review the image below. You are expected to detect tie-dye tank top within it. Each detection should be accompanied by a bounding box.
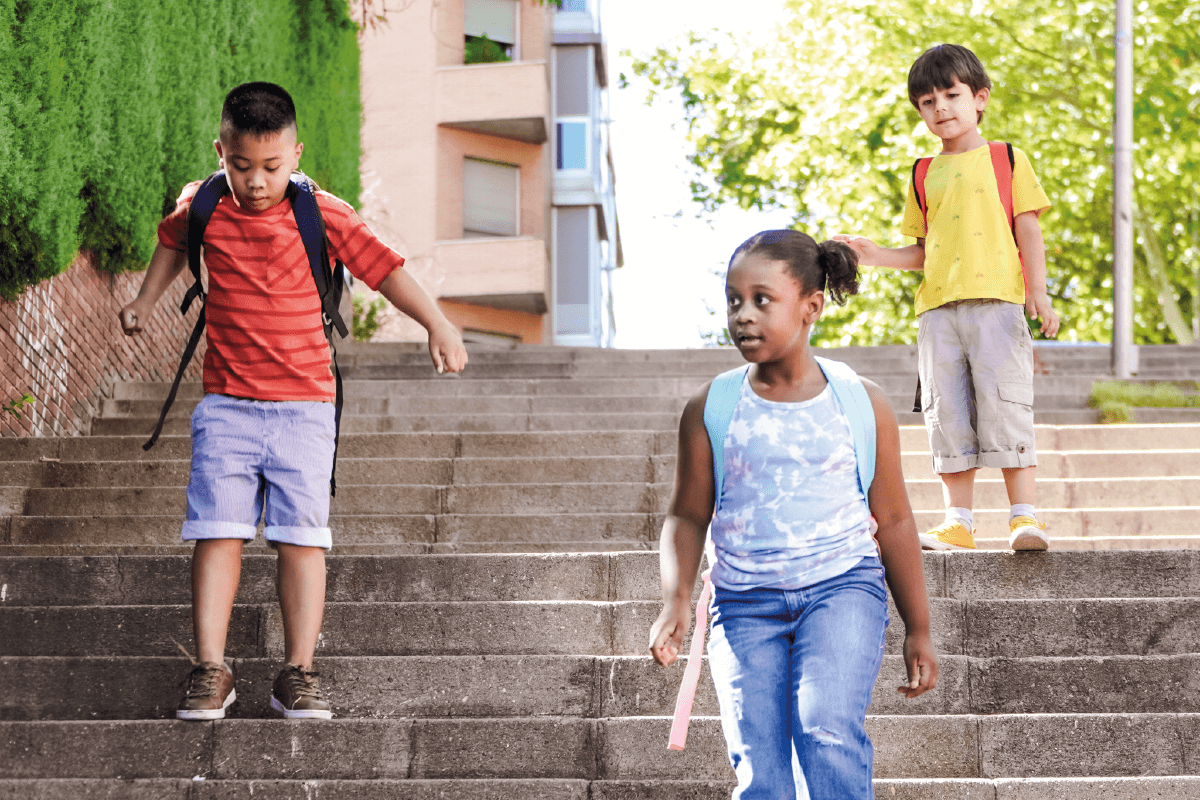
[708,374,878,591]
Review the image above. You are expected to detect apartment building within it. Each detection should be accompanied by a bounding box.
[359,0,622,346]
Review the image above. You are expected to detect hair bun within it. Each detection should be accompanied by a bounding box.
[816,239,860,306]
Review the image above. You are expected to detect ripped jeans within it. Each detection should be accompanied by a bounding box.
[708,557,889,800]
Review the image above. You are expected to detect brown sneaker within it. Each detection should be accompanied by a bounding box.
[271,664,332,720]
[177,661,235,720]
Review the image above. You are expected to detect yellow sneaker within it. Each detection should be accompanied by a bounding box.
[1009,516,1049,551]
[919,520,977,551]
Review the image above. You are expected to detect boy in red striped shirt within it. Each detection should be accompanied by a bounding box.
[119,82,466,720]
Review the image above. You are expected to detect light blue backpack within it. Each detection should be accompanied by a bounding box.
[702,356,877,513]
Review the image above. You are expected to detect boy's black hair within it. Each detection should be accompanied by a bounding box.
[220,82,297,139]
[908,44,992,121]
[729,230,859,306]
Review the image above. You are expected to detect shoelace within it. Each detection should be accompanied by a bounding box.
[281,666,325,700]
[184,664,226,699]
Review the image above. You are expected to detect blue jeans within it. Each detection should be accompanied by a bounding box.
[707,557,889,800]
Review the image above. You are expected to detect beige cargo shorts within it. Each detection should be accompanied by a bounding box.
[917,299,1037,474]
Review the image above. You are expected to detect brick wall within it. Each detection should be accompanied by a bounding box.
[0,253,203,437]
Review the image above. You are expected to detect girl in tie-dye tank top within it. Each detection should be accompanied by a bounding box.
[649,230,939,800]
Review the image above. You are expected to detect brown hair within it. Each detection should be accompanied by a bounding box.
[908,44,992,122]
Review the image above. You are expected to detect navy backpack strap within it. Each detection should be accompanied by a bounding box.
[144,172,227,451]
[703,365,750,512]
[287,173,347,495]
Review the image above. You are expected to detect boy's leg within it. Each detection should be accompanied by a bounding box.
[276,543,326,669]
[179,395,264,720]
[968,302,1044,550]
[261,400,336,719]
[192,538,246,663]
[918,303,981,551]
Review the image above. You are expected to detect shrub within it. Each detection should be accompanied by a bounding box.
[0,0,361,299]
[352,292,388,342]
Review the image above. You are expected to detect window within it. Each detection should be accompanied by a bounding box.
[559,0,590,11]
[464,0,516,63]
[463,158,519,238]
[555,207,592,334]
[555,47,592,172]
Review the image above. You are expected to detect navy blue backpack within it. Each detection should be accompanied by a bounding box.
[144,170,350,495]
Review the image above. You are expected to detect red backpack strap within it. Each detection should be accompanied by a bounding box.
[911,157,934,235]
[988,140,1027,293]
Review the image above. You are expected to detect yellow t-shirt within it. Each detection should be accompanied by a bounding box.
[901,144,1050,315]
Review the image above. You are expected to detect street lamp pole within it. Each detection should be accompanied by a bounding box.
[1112,0,1135,377]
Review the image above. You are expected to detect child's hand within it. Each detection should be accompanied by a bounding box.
[649,600,692,667]
[898,630,938,699]
[429,322,467,374]
[1026,291,1060,338]
[118,302,148,336]
[831,234,880,266]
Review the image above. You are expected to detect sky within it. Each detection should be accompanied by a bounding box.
[601,0,796,348]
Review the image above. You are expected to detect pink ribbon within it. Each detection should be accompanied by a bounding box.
[668,569,712,751]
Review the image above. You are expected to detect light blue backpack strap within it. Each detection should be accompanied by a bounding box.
[703,365,750,511]
[816,356,876,497]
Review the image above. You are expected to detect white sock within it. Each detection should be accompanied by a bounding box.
[946,507,973,527]
[1011,503,1036,521]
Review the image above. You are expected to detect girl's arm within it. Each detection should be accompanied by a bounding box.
[831,236,925,271]
[863,379,939,698]
[649,385,716,667]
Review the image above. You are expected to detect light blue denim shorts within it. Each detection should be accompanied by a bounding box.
[183,394,336,550]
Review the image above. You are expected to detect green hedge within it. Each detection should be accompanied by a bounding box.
[0,0,361,300]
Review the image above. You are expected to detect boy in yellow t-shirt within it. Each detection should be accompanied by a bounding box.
[837,43,1058,552]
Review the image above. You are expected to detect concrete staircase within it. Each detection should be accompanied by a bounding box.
[4,343,1200,797]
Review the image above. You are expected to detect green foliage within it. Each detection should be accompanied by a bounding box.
[1,0,362,299]
[1,393,35,420]
[629,0,1200,346]
[352,292,388,342]
[1089,378,1200,422]
[465,34,513,65]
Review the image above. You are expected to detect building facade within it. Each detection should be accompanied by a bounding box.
[359,0,621,346]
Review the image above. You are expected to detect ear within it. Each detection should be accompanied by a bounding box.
[974,87,990,111]
[804,290,825,326]
[213,139,223,158]
[293,141,304,169]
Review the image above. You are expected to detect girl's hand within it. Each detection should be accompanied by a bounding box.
[649,600,692,667]
[898,630,939,699]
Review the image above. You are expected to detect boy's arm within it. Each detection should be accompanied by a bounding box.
[832,236,925,271]
[376,268,468,374]
[649,386,715,668]
[1015,211,1059,338]
[119,244,189,335]
[863,379,938,698]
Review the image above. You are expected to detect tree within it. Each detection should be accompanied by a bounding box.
[630,0,1200,345]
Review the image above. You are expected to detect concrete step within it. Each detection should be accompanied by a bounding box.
[4,594,1198,659]
[2,513,662,548]
[4,714,1200,780]
[90,413,686,437]
[7,652,1198,721]
[904,476,1200,509]
[3,450,1198,490]
[4,777,1200,800]
[18,483,674,517]
[4,551,1199,606]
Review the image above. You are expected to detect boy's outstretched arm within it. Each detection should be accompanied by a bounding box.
[831,236,925,271]
[649,386,715,668]
[863,379,939,699]
[119,245,189,335]
[376,269,468,374]
[1015,211,1059,338]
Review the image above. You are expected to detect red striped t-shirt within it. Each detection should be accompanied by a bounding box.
[158,180,401,402]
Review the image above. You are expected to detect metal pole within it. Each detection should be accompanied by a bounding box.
[1112,0,1135,377]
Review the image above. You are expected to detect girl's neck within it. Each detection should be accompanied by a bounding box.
[749,351,826,404]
